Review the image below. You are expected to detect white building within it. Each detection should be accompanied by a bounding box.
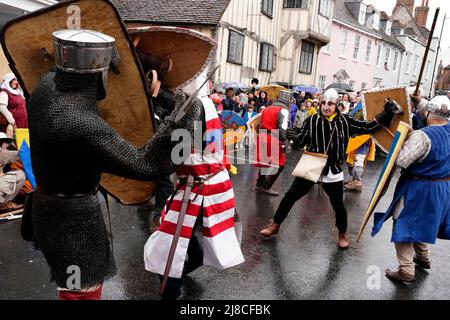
[371,9,405,89]
[116,0,335,88]
[391,2,438,95]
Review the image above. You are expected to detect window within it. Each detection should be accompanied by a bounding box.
[376,44,382,66]
[384,47,390,70]
[318,0,330,16]
[284,0,307,9]
[405,53,411,74]
[262,0,274,17]
[259,43,275,72]
[365,40,372,63]
[227,30,244,64]
[323,41,331,53]
[373,13,380,30]
[358,4,366,25]
[361,82,367,91]
[386,21,392,36]
[340,31,348,57]
[413,55,419,74]
[299,41,314,74]
[319,75,327,89]
[349,80,355,89]
[393,51,399,71]
[353,35,361,60]
[425,60,430,79]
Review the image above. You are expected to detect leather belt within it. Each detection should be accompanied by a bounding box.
[36,186,97,198]
[403,175,450,182]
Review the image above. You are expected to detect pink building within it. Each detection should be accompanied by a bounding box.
[317,0,382,92]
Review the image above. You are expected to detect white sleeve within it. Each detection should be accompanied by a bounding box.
[280,109,289,130]
[0,92,8,105]
[0,103,16,124]
[396,130,431,169]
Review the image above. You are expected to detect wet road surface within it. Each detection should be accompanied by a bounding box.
[1,149,450,300]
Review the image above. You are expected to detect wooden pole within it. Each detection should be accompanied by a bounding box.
[0,209,23,218]
[415,8,440,96]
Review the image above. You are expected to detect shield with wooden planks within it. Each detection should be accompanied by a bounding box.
[362,87,412,153]
[0,0,157,205]
[356,121,412,242]
[128,26,217,90]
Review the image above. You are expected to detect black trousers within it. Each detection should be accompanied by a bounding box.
[154,175,175,219]
[273,178,348,233]
[256,166,284,190]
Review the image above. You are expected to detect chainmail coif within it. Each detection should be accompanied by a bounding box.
[28,68,200,288]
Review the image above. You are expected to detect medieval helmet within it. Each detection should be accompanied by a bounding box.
[52,29,115,93]
[275,90,293,108]
[322,88,339,105]
[418,95,450,120]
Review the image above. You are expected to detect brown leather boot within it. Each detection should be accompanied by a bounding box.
[385,269,415,282]
[338,233,350,249]
[260,221,280,238]
[344,180,362,192]
[413,256,431,269]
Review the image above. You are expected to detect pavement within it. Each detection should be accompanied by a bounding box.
[1,149,450,300]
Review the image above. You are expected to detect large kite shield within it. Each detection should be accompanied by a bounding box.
[127,26,217,90]
[356,121,412,242]
[0,0,155,205]
[362,87,412,153]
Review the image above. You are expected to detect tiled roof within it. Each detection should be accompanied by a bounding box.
[113,0,230,26]
[333,1,404,50]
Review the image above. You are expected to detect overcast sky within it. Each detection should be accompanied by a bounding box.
[364,0,450,62]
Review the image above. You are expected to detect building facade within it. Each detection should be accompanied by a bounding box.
[391,1,438,95]
[116,0,335,87]
[316,0,384,91]
[316,0,437,94]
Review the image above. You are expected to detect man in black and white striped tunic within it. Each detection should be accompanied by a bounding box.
[260,88,402,249]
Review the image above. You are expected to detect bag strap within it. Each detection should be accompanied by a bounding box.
[324,122,338,155]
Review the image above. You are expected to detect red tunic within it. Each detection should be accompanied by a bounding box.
[255,106,286,167]
[1,89,28,129]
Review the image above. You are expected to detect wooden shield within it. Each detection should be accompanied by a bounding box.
[356,121,411,242]
[362,87,412,153]
[0,0,155,205]
[128,26,217,89]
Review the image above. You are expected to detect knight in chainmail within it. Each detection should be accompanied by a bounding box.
[27,30,200,300]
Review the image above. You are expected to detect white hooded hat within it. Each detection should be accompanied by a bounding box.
[322,88,339,104]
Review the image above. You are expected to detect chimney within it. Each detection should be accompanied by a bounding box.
[414,0,430,27]
[393,0,414,15]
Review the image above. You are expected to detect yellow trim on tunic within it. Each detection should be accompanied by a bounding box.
[346,135,376,165]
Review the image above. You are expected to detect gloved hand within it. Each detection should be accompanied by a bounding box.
[375,99,403,127]
[384,99,403,115]
[409,92,423,108]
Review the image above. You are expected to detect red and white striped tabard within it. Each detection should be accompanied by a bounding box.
[144,97,245,278]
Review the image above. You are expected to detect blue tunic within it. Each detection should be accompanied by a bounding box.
[372,124,450,244]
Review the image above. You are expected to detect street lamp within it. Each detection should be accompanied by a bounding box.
[430,14,450,97]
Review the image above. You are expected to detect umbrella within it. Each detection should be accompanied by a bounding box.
[221,82,249,91]
[293,85,321,94]
[258,85,290,101]
[325,82,355,92]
